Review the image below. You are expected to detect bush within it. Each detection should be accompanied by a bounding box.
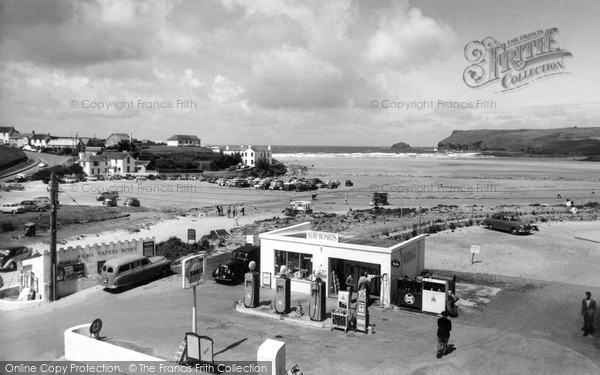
[156,236,208,261]
[1,222,15,232]
[209,153,242,171]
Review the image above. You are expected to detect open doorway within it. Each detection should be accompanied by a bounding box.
[328,258,381,302]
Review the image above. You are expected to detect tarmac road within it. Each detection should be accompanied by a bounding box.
[1,273,598,374]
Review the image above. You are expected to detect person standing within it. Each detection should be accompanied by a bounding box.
[227,206,231,218]
[345,273,354,294]
[437,311,452,358]
[582,291,597,336]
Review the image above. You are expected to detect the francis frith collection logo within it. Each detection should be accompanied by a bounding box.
[463,27,572,92]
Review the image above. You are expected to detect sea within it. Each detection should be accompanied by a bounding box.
[269,145,484,159]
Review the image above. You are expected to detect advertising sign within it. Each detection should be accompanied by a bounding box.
[182,254,204,289]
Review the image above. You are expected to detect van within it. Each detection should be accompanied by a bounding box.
[99,254,171,290]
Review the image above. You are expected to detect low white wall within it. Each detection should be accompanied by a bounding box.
[0,286,45,311]
[64,323,165,362]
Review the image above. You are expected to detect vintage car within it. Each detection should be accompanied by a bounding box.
[483,213,533,235]
[345,180,353,187]
[212,245,260,284]
[102,198,117,207]
[283,200,314,216]
[0,203,25,214]
[0,246,33,271]
[95,191,119,201]
[20,200,47,212]
[99,254,172,290]
[38,162,48,168]
[124,197,140,207]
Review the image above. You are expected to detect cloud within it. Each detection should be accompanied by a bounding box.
[363,2,456,68]
[250,46,347,109]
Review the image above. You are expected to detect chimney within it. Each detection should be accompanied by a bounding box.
[129,133,132,142]
[268,145,271,150]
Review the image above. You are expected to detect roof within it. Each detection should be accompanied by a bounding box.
[283,232,396,247]
[79,155,108,163]
[135,160,151,166]
[31,134,51,140]
[167,135,201,141]
[102,151,132,160]
[0,126,15,133]
[47,139,81,146]
[107,133,130,140]
[103,254,146,266]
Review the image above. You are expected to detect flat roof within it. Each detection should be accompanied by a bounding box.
[283,232,400,248]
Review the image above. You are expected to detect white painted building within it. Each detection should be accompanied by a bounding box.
[166,134,201,147]
[0,126,16,145]
[258,222,426,306]
[223,145,272,167]
[79,151,137,176]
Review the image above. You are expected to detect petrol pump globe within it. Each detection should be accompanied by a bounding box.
[248,261,256,271]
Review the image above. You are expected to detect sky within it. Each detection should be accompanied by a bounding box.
[0,0,599,147]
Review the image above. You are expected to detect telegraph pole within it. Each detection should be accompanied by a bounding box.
[49,173,58,302]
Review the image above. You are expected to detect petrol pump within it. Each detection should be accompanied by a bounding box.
[243,261,260,308]
[355,289,369,333]
[309,277,326,321]
[274,275,291,314]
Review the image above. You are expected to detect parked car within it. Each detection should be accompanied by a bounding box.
[124,197,140,207]
[20,200,46,212]
[345,180,353,187]
[33,196,54,208]
[7,183,25,191]
[99,254,172,290]
[95,191,119,201]
[102,198,117,207]
[212,245,260,284]
[86,176,98,182]
[63,176,79,184]
[326,180,341,189]
[483,213,533,235]
[269,180,283,190]
[0,246,33,271]
[283,200,314,216]
[370,192,389,206]
[0,203,25,214]
[38,162,48,168]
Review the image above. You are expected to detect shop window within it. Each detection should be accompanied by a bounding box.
[274,250,313,280]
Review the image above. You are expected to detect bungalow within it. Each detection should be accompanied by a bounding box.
[166,134,201,147]
[223,145,272,167]
[46,138,84,152]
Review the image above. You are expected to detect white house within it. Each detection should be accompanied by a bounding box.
[166,134,201,147]
[46,138,84,151]
[79,155,110,176]
[79,151,136,176]
[223,145,272,167]
[0,126,16,145]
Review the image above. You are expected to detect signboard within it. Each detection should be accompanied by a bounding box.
[200,336,214,363]
[143,241,155,257]
[186,332,200,360]
[188,229,196,242]
[306,230,338,243]
[391,259,401,268]
[182,255,204,289]
[262,272,271,288]
[57,262,85,282]
[246,235,254,244]
[470,245,481,254]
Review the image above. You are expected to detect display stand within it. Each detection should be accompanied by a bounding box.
[331,291,353,332]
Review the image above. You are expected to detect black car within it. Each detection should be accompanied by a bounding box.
[1,246,33,271]
[212,245,260,284]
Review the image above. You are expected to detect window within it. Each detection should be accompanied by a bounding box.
[93,161,99,166]
[274,250,313,280]
[118,264,131,273]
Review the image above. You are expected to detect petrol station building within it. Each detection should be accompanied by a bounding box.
[258,222,426,306]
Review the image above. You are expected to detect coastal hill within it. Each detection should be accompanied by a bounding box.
[437,127,600,157]
[390,142,411,150]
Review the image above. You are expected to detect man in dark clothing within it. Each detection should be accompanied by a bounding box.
[582,291,597,336]
[437,311,452,358]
